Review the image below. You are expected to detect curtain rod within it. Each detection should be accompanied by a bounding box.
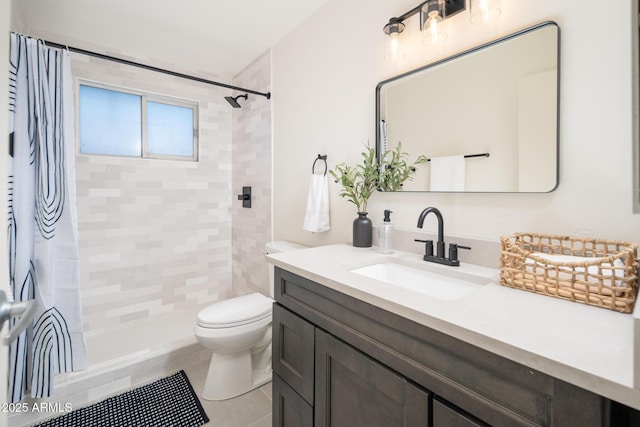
[16,33,272,99]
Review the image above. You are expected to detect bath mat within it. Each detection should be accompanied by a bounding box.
[33,370,209,427]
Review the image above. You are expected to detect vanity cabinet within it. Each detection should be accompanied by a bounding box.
[272,374,312,427]
[315,329,431,426]
[274,304,431,427]
[272,267,624,427]
[432,399,487,427]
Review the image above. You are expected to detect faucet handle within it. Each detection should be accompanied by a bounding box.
[414,239,434,257]
[449,243,471,262]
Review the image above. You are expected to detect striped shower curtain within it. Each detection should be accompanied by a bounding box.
[8,33,87,402]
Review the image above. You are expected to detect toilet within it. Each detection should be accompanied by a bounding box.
[193,240,307,400]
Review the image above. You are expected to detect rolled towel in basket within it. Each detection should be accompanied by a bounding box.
[525,252,627,287]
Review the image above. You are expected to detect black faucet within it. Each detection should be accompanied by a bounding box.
[415,207,470,267]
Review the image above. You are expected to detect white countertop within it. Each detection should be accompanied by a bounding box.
[267,243,640,410]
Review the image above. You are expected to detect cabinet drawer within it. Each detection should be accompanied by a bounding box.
[433,398,488,427]
[273,374,313,427]
[273,304,315,404]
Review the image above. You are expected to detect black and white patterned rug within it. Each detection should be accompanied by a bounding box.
[33,370,209,427]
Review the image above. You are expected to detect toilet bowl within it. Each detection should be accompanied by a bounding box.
[194,240,307,400]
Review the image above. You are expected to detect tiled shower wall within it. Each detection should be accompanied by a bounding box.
[71,53,234,363]
[231,50,273,297]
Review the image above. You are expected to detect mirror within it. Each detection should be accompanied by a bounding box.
[376,21,559,192]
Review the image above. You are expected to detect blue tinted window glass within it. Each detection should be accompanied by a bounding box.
[147,101,194,157]
[79,85,142,156]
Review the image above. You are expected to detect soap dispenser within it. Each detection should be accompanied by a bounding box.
[379,210,393,254]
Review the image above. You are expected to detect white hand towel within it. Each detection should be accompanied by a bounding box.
[303,174,330,232]
[430,155,465,191]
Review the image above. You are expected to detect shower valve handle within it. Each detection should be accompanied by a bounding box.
[237,186,252,208]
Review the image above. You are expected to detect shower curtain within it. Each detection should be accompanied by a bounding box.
[8,33,87,402]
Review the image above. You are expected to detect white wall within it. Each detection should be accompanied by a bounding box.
[273,0,640,246]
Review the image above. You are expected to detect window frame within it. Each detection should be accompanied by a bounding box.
[76,79,199,162]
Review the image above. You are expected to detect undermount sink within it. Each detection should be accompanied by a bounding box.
[350,261,491,301]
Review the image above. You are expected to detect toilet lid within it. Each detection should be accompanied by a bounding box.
[197,293,273,328]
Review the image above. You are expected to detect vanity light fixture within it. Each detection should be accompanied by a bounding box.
[469,0,501,24]
[383,0,500,54]
[383,0,464,53]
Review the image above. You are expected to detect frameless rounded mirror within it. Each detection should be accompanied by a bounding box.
[376,21,560,192]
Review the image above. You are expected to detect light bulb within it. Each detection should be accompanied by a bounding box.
[480,0,490,21]
[470,0,501,25]
[423,11,447,44]
[383,18,405,63]
[429,12,443,41]
[421,0,447,45]
[385,33,406,63]
[390,33,400,62]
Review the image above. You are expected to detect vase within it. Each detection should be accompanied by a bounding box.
[353,212,372,248]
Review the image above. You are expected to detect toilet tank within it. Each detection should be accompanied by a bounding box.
[265,241,308,297]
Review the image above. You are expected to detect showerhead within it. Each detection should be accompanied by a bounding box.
[224,93,248,108]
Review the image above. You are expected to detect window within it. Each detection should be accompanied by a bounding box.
[78,82,198,161]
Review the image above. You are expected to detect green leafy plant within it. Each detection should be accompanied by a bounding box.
[329,143,427,213]
[379,144,428,192]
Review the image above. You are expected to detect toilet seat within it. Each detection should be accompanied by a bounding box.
[197,293,273,328]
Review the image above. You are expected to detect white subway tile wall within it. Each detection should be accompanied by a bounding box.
[72,53,234,365]
[231,50,273,297]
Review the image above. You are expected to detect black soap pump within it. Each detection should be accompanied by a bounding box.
[379,210,393,254]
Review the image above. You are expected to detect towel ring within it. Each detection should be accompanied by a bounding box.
[312,154,328,176]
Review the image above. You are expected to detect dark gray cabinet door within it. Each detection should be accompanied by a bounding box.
[433,398,488,427]
[273,303,315,404]
[273,374,313,427]
[315,329,431,427]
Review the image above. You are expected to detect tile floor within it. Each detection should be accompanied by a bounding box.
[183,359,272,427]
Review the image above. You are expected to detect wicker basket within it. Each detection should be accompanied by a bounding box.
[500,233,638,313]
